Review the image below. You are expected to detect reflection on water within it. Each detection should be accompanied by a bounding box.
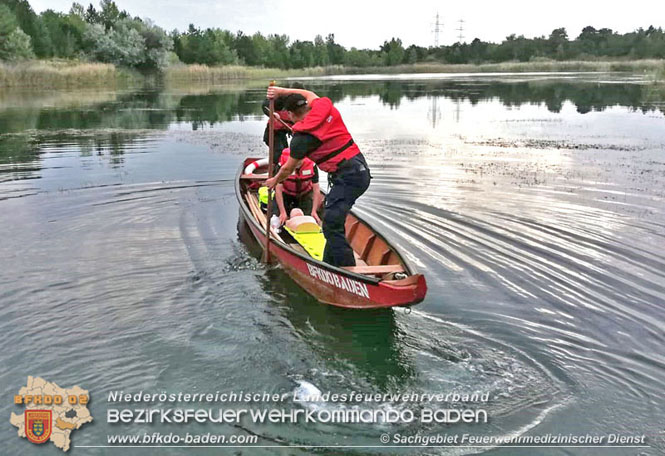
[2,73,664,184]
[1,73,664,454]
[239,218,415,391]
[1,73,664,135]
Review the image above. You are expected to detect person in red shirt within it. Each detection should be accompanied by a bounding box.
[265,86,371,267]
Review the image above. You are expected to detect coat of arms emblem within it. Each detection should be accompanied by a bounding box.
[25,410,52,444]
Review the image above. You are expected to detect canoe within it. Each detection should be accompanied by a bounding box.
[236,157,427,309]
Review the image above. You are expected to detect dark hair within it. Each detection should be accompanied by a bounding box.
[283,93,308,114]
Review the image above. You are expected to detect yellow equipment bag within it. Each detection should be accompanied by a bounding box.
[258,186,272,205]
[284,224,326,261]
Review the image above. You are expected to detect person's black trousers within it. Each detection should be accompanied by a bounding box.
[322,155,371,267]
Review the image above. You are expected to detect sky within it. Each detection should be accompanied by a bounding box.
[30,0,665,49]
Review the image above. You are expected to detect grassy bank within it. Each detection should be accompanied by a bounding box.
[334,59,665,75]
[1,59,663,88]
[0,60,142,88]
[164,60,665,84]
[165,59,665,86]
[163,64,345,84]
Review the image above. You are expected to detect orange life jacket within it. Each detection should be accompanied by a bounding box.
[279,149,316,196]
[292,97,360,173]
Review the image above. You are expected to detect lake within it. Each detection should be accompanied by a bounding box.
[1,73,664,455]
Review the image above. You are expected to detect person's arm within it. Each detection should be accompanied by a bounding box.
[265,156,302,190]
[311,183,322,225]
[267,86,319,104]
[275,184,287,225]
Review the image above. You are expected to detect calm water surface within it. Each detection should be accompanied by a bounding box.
[1,73,664,455]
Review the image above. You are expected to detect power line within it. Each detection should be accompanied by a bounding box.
[432,12,443,47]
[456,19,465,43]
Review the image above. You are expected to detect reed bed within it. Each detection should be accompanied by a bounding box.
[337,59,665,75]
[1,59,663,89]
[0,61,138,88]
[165,60,665,85]
[164,64,344,84]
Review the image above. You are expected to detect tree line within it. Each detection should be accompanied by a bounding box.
[1,0,664,70]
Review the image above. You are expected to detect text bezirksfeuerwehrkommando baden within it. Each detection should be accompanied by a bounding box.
[107,407,488,425]
[107,390,491,425]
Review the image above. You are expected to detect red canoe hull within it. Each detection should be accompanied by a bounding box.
[243,218,426,308]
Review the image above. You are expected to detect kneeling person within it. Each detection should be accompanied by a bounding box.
[275,148,322,226]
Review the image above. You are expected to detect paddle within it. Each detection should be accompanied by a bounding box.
[262,81,276,263]
[273,114,293,133]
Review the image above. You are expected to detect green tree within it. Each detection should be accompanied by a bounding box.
[177,26,236,65]
[251,32,269,66]
[313,34,328,66]
[70,2,85,18]
[381,37,404,66]
[345,47,372,67]
[177,25,201,63]
[208,29,236,65]
[98,0,120,29]
[132,18,172,69]
[233,31,257,65]
[548,28,568,59]
[1,0,50,56]
[266,34,289,68]
[405,45,418,64]
[93,18,172,70]
[290,40,315,68]
[0,4,34,60]
[2,26,32,59]
[576,26,599,56]
[41,9,87,58]
[85,3,99,23]
[326,33,345,64]
[84,19,148,68]
[0,3,17,39]
[495,34,538,62]
[468,38,489,63]
[0,5,33,60]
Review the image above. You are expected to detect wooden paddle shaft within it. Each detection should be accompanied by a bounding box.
[262,103,292,133]
[263,82,276,263]
[273,113,292,133]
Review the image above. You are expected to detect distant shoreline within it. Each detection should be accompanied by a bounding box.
[1,59,663,89]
